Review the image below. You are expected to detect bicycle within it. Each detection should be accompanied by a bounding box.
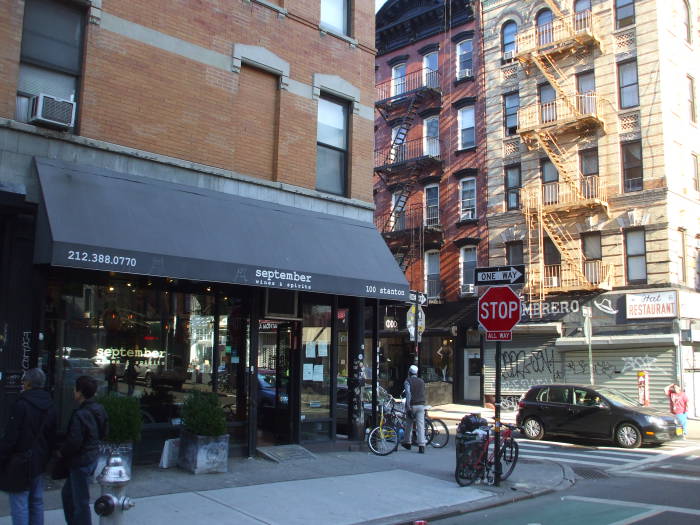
[454,422,519,486]
[367,402,400,455]
[424,413,449,448]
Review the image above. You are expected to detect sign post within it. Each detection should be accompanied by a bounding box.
[477,283,522,487]
[582,306,594,385]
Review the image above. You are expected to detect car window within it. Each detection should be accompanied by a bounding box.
[547,386,571,404]
[573,388,599,406]
[535,387,549,402]
[596,387,639,407]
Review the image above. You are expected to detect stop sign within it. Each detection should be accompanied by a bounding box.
[478,286,522,333]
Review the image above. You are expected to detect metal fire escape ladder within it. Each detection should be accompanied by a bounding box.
[535,129,584,200]
[530,53,579,118]
[383,93,422,166]
[524,187,545,305]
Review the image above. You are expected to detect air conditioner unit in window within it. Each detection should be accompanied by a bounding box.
[461,283,475,295]
[460,210,474,221]
[457,68,473,79]
[503,51,515,60]
[29,94,75,129]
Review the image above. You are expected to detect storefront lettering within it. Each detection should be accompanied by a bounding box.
[626,291,677,319]
[255,269,312,283]
[521,300,579,318]
[96,348,165,360]
[21,331,32,370]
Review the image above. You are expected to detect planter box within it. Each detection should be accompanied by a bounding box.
[178,430,229,474]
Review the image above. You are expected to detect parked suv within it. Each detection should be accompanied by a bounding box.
[516,384,682,448]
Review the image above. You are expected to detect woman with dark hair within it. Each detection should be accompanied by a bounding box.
[58,375,108,525]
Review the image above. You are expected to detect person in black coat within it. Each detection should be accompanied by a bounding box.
[0,368,57,525]
[58,375,108,525]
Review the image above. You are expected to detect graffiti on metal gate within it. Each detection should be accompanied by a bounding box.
[620,354,668,375]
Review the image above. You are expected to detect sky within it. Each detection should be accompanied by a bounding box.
[376,0,386,13]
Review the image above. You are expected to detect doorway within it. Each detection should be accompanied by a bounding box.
[256,320,300,445]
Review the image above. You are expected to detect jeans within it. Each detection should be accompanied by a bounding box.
[8,474,44,525]
[62,462,95,525]
[402,405,426,446]
[677,412,688,435]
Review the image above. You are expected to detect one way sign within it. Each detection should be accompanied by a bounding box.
[474,265,525,286]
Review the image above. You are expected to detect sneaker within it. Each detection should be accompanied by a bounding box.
[418,446,425,454]
[401,443,411,450]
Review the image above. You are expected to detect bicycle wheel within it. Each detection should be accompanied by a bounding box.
[368,425,399,456]
[496,438,519,480]
[428,418,449,448]
[455,453,479,486]
[415,418,434,446]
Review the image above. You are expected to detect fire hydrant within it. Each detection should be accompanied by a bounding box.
[93,453,135,524]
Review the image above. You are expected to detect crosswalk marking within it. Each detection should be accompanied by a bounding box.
[518,453,615,468]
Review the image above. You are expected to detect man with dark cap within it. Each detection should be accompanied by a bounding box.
[401,365,427,453]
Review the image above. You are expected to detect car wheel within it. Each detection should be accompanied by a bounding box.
[522,417,545,440]
[615,423,642,448]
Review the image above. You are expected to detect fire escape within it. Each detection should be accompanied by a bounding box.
[374,67,443,298]
[515,0,613,305]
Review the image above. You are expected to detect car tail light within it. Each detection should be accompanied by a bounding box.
[518,400,526,409]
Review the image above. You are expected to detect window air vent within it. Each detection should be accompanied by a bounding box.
[29,94,75,129]
[503,51,515,61]
[457,68,473,79]
[461,283,475,295]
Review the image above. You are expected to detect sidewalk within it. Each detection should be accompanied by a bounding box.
[0,422,570,525]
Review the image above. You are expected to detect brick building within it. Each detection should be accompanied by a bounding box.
[481,0,700,416]
[0,0,407,456]
[373,0,487,404]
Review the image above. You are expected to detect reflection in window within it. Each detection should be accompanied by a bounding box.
[301,302,331,441]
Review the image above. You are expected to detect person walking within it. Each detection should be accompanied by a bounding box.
[124,359,138,397]
[0,368,57,525]
[59,375,108,525]
[664,383,689,437]
[401,365,427,453]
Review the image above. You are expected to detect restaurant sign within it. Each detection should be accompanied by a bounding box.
[626,291,678,319]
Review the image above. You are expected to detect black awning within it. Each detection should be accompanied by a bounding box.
[33,158,408,301]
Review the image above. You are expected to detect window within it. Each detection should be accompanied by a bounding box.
[456,39,473,78]
[694,153,700,192]
[544,237,561,265]
[615,0,635,29]
[539,83,557,123]
[506,241,524,265]
[537,9,554,46]
[503,92,519,136]
[424,184,439,227]
[391,191,406,231]
[618,60,639,109]
[460,247,477,292]
[575,0,591,12]
[679,228,688,284]
[391,126,406,163]
[689,75,697,123]
[425,251,441,299]
[582,231,602,283]
[541,158,559,204]
[625,229,647,283]
[621,140,643,192]
[423,51,439,88]
[502,21,517,57]
[574,0,592,28]
[423,116,439,157]
[320,0,348,35]
[458,105,475,149]
[460,178,476,220]
[576,70,596,114]
[682,0,692,43]
[17,0,85,125]
[505,164,521,210]
[391,63,406,96]
[316,96,348,196]
[580,147,599,198]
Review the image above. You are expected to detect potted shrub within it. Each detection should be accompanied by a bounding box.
[178,391,229,474]
[95,393,142,478]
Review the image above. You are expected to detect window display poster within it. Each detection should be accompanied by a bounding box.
[317,342,328,357]
[305,342,316,358]
[303,363,314,381]
[313,364,324,382]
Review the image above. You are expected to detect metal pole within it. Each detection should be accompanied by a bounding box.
[583,306,594,385]
[494,340,502,486]
[414,296,419,365]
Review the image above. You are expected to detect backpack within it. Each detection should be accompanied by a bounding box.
[457,413,487,434]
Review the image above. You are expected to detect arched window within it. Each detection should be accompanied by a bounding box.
[682,0,692,43]
[501,21,517,57]
[537,9,554,46]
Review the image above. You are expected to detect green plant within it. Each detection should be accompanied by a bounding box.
[96,394,142,443]
[181,391,227,437]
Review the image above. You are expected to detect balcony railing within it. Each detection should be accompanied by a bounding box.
[537,260,614,290]
[374,137,441,169]
[374,203,431,234]
[515,10,594,56]
[517,93,600,131]
[376,68,441,102]
[426,276,442,299]
[540,176,607,207]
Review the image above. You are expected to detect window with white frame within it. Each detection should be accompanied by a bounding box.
[456,39,473,79]
[458,105,475,149]
[16,0,85,127]
[391,125,406,163]
[581,231,602,284]
[320,0,348,35]
[618,59,639,109]
[390,191,406,231]
[503,92,519,136]
[425,251,441,299]
[682,0,692,43]
[316,95,348,196]
[501,21,517,58]
[391,63,406,96]
[459,178,476,220]
[424,184,439,227]
[505,164,521,210]
[460,247,477,294]
[625,228,647,283]
[423,51,439,88]
[423,116,439,157]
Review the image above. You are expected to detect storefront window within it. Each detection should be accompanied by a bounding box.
[419,336,454,383]
[300,303,332,440]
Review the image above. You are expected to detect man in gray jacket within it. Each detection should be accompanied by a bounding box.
[401,365,426,453]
